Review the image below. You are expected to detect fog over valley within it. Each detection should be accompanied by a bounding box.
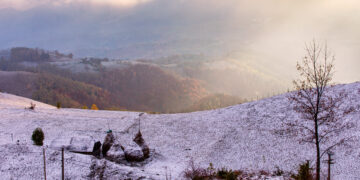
[0,0,359,85]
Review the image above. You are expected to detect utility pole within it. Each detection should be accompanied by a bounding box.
[62,148,65,180]
[43,148,47,180]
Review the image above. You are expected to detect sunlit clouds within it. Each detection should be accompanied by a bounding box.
[0,0,359,83]
[76,0,152,7]
[0,0,152,10]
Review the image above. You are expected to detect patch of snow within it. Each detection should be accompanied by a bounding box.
[50,136,95,152]
[0,92,55,110]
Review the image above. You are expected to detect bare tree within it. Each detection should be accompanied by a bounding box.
[287,40,353,180]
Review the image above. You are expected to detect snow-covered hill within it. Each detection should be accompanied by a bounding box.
[0,82,359,179]
[0,92,55,110]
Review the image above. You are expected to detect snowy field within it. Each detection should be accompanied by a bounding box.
[0,82,359,179]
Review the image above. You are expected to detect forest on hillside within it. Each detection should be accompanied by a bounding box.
[0,47,246,113]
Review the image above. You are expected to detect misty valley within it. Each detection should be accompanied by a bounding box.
[0,47,285,113]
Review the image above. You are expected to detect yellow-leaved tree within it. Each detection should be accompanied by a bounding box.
[91,104,99,110]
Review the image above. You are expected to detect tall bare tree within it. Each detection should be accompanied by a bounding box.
[288,41,353,180]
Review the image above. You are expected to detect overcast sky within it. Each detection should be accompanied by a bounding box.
[0,0,359,83]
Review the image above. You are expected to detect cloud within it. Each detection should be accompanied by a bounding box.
[0,0,152,10]
[0,0,359,83]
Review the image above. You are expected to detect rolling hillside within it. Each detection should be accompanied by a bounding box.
[0,82,359,179]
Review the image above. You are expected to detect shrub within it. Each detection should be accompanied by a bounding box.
[291,161,314,180]
[216,168,239,180]
[183,161,250,180]
[82,105,88,109]
[31,128,44,146]
[56,102,61,109]
[273,166,284,176]
[183,161,242,180]
[183,160,211,180]
[28,102,36,110]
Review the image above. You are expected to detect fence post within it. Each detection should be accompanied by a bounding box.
[62,147,65,180]
[43,148,46,180]
[165,166,168,180]
[324,151,335,180]
[327,152,334,180]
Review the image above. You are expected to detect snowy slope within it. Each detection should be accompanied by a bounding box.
[0,93,55,110]
[0,82,359,179]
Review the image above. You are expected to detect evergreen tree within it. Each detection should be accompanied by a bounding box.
[32,128,44,146]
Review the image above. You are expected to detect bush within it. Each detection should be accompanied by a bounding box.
[28,102,36,110]
[183,161,241,180]
[273,166,284,176]
[183,160,212,180]
[56,102,61,109]
[216,168,239,180]
[291,161,314,180]
[31,128,44,146]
